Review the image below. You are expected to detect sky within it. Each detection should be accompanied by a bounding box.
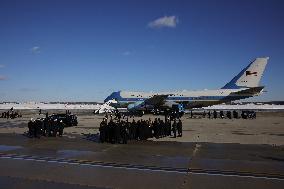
[0,0,283,102]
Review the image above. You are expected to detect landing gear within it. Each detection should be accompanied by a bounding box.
[152,109,160,115]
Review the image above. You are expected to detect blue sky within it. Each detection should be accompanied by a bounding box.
[0,0,283,102]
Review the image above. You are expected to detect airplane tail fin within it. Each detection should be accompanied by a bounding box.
[222,57,269,89]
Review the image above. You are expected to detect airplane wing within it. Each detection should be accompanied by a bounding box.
[230,86,264,95]
[144,94,169,107]
[127,94,169,111]
[221,86,265,103]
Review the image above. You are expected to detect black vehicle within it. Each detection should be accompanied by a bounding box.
[49,113,78,127]
[241,111,256,119]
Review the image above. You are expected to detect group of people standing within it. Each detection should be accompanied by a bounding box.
[210,110,240,119]
[99,117,183,144]
[0,108,22,119]
[190,110,256,119]
[28,117,65,138]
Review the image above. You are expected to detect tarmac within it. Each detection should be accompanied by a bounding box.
[0,110,283,188]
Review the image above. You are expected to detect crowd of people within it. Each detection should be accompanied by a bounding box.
[0,108,22,119]
[99,117,183,144]
[25,108,255,141]
[28,117,65,138]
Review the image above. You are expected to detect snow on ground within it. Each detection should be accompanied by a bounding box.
[0,103,101,110]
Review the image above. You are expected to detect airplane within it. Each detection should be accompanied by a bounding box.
[104,57,269,114]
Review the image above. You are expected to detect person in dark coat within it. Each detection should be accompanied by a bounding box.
[213,110,217,119]
[46,119,52,137]
[166,118,171,136]
[227,111,232,119]
[172,119,177,138]
[99,118,107,142]
[115,121,121,143]
[52,119,58,137]
[58,120,65,137]
[220,111,224,119]
[233,110,238,119]
[28,118,35,137]
[121,121,128,144]
[108,119,115,143]
[177,119,183,137]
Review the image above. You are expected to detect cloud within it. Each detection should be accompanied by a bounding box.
[0,64,5,68]
[0,76,7,80]
[30,46,40,54]
[148,15,179,28]
[122,51,131,56]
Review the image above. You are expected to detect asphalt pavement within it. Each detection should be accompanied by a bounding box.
[0,133,283,189]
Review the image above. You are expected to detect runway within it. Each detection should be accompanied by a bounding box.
[0,152,283,180]
[0,133,283,189]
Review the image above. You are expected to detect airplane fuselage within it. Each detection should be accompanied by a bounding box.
[105,88,261,109]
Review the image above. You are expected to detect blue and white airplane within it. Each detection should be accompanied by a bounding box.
[104,57,269,113]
